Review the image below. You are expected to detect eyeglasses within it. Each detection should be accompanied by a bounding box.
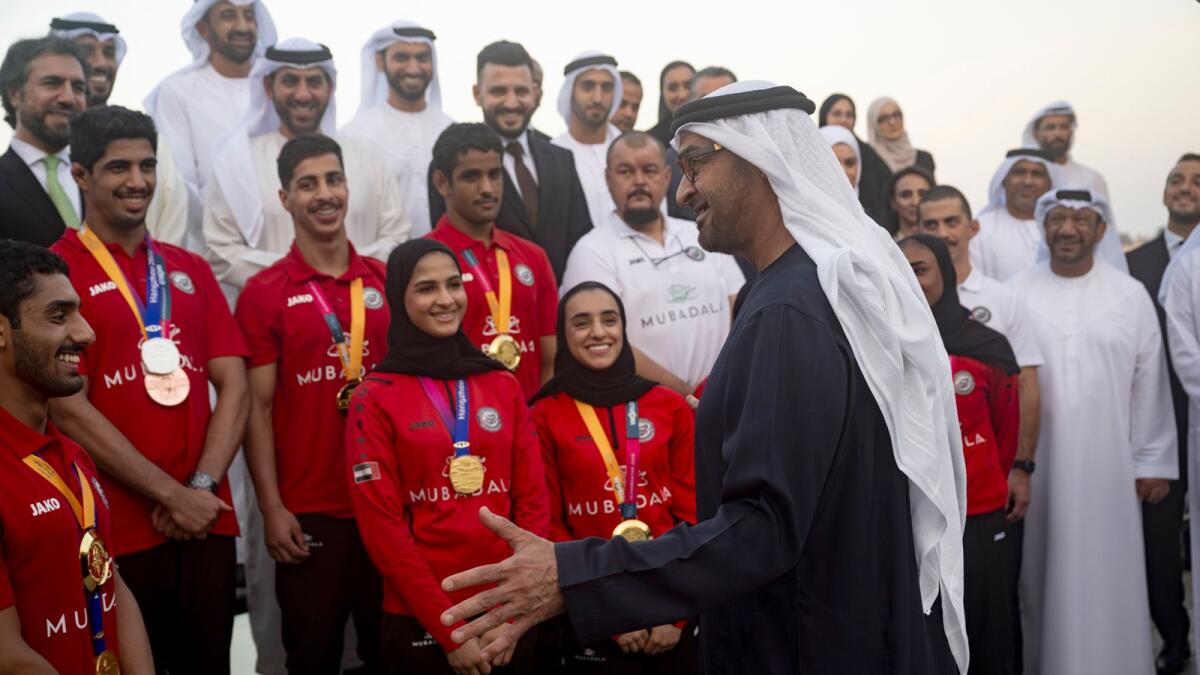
[877,110,904,125]
[678,143,723,183]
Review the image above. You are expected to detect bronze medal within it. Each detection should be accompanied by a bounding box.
[144,369,190,407]
[79,529,113,593]
[487,334,521,371]
[611,519,652,542]
[449,453,485,494]
[95,649,120,675]
[336,379,361,418]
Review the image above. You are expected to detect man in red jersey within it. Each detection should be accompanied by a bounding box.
[0,239,154,674]
[427,122,558,398]
[48,105,249,675]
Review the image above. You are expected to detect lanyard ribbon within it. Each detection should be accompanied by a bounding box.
[461,248,512,337]
[575,400,641,518]
[79,226,171,339]
[308,278,365,383]
[418,377,471,456]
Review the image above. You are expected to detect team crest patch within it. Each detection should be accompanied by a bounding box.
[170,271,195,294]
[953,371,976,396]
[90,477,109,509]
[477,406,502,431]
[515,263,535,287]
[637,418,655,443]
[970,306,992,324]
[353,461,380,483]
[684,246,706,261]
[363,287,384,310]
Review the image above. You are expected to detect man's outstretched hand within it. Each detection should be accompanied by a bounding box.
[440,507,567,661]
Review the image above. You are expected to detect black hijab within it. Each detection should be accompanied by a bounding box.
[818,92,854,128]
[374,239,507,379]
[529,282,657,407]
[648,60,695,144]
[900,234,1020,375]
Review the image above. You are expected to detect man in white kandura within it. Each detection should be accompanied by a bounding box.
[552,51,623,229]
[1021,101,1110,201]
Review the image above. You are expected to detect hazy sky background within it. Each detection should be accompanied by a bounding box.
[4,0,1197,240]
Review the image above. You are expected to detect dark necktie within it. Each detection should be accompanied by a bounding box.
[506,141,539,228]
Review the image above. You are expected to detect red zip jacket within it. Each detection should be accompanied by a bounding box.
[950,355,1019,516]
[346,370,550,651]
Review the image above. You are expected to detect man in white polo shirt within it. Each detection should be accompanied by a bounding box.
[561,130,744,393]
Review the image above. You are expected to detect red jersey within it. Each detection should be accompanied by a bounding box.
[235,243,390,518]
[950,355,1019,515]
[426,217,558,398]
[0,407,122,674]
[346,370,550,650]
[51,230,246,555]
[532,387,697,542]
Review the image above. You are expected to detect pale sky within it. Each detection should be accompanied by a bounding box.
[4,0,1197,239]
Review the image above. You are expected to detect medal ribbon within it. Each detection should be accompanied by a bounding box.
[79,226,171,340]
[418,377,471,456]
[575,400,641,516]
[460,248,512,337]
[307,278,365,383]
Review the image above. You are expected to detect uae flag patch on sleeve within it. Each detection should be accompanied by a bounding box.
[353,461,380,484]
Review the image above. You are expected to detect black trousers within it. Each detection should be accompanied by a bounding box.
[276,514,383,674]
[1009,517,1024,675]
[380,613,539,675]
[1142,478,1190,650]
[964,509,1015,675]
[562,619,698,675]
[118,535,237,675]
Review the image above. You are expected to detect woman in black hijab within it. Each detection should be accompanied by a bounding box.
[899,234,1021,675]
[819,93,894,230]
[647,61,696,145]
[530,282,698,674]
[348,239,550,675]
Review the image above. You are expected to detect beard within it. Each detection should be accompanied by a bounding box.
[12,330,84,398]
[1040,139,1069,161]
[213,31,256,64]
[386,70,430,102]
[18,106,72,150]
[274,99,326,136]
[1169,204,1200,224]
[622,206,659,227]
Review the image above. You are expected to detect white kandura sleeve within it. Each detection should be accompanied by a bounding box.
[355,147,411,263]
[1130,287,1179,479]
[145,134,189,247]
[1166,252,1200,400]
[201,178,283,290]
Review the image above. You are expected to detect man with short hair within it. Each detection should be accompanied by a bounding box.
[49,12,191,248]
[1014,189,1176,675]
[562,130,744,394]
[1022,101,1109,200]
[342,21,453,237]
[611,70,642,133]
[204,39,409,292]
[0,37,86,245]
[689,66,736,100]
[431,40,591,282]
[0,239,155,675]
[144,0,277,243]
[552,51,624,229]
[1128,153,1200,675]
[48,105,251,675]
[969,148,1056,281]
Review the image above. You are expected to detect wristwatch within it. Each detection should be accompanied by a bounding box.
[1011,460,1036,475]
[186,472,220,494]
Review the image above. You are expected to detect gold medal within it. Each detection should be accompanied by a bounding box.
[487,334,521,371]
[95,649,120,675]
[144,368,189,406]
[79,529,113,592]
[449,453,485,494]
[612,519,652,542]
[336,379,361,417]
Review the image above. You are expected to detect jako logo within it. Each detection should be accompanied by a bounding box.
[89,281,117,297]
[287,293,314,307]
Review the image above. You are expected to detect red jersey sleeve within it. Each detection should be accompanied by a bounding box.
[667,395,698,525]
[532,400,572,542]
[345,382,464,651]
[193,257,249,360]
[535,250,558,339]
[0,544,13,611]
[233,280,281,369]
[508,386,551,538]
[988,367,1020,475]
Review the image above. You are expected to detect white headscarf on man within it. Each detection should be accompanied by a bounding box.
[1021,100,1076,152]
[1032,189,1128,273]
[556,51,622,127]
[49,12,127,65]
[354,21,441,114]
[977,149,1059,217]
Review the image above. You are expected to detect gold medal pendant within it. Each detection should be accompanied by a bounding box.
[611,519,652,542]
[336,379,361,418]
[487,334,521,371]
[449,453,485,494]
[144,369,189,406]
[79,529,113,593]
[94,649,120,675]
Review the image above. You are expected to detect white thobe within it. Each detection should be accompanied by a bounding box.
[1055,159,1110,201]
[1014,260,1177,675]
[971,208,1043,281]
[340,104,453,237]
[957,268,1043,368]
[552,125,618,229]
[202,130,410,291]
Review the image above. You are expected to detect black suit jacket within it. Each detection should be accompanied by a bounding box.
[1127,233,1189,481]
[429,131,592,282]
[0,146,78,246]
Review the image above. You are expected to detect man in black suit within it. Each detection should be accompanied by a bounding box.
[429,40,591,281]
[1127,152,1200,675]
[0,38,87,246]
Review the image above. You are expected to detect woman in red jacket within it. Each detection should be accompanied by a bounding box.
[901,234,1020,675]
[347,239,550,675]
[530,281,698,675]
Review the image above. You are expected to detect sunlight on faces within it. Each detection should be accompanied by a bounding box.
[70,34,118,107]
[1002,160,1052,218]
[267,66,331,137]
[891,173,932,231]
[876,101,905,142]
[831,143,858,187]
[661,64,694,113]
[918,197,978,267]
[606,139,668,224]
[71,137,157,230]
[611,80,642,133]
[565,289,623,370]
[1044,206,1105,267]
[899,240,943,307]
[827,98,855,130]
[198,1,258,64]
[405,251,467,338]
[1033,114,1074,162]
[279,152,347,241]
[12,53,85,150]
[434,148,504,228]
[475,63,535,139]
[1165,159,1200,222]
[2,273,94,398]
[572,69,615,129]
[676,130,758,255]
[377,41,432,103]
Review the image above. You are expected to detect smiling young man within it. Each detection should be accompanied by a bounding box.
[427,122,558,398]
[48,105,251,675]
[0,240,154,675]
